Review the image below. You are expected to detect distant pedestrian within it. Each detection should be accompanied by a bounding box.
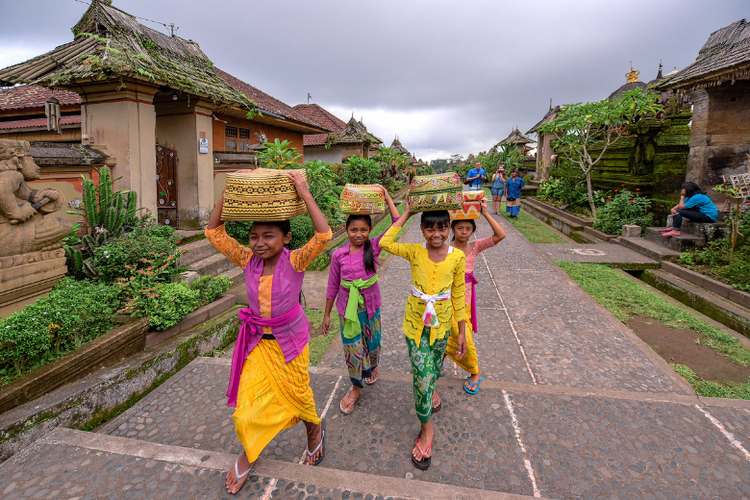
[661,182,718,238]
[505,169,525,219]
[490,165,506,214]
[323,186,400,414]
[466,161,487,191]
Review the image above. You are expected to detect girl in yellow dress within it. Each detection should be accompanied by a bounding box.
[379,207,467,470]
[206,171,332,494]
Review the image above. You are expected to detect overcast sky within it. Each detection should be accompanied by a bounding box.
[1,0,747,162]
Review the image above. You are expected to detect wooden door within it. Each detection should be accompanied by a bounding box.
[156,145,179,227]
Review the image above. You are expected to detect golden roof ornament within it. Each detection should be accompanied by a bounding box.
[626,67,640,83]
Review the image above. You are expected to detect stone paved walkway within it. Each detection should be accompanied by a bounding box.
[535,243,658,269]
[2,213,750,499]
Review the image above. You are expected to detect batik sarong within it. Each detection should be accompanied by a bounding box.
[339,304,381,388]
[406,326,449,423]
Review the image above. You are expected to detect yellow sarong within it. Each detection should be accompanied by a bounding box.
[445,312,479,375]
[233,338,320,462]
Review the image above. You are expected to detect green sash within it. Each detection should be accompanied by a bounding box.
[340,275,378,339]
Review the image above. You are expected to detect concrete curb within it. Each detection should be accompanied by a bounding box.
[35,427,536,500]
[660,260,750,310]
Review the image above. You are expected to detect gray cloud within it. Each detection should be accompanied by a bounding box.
[1,0,747,160]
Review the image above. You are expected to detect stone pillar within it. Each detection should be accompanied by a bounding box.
[154,95,215,229]
[78,80,159,217]
[685,88,709,188]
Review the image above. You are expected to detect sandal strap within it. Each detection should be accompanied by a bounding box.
[414,438,433,458]
[306,429,325,457]
[235,455,252,480]
[466,376,484,388]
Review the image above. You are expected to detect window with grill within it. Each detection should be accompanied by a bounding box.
[226,140,237,151]
[239,128,250,139]
[225,126,238,138]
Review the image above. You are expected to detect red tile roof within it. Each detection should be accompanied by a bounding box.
[0,85,81,111]
[293,104,347,147]
[0,114,81,130]
[214,68,323,129]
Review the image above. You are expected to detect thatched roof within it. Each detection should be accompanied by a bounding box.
[0,1,254,110]
[389,137,410,155]
[527,106,560,134]
[657,19,750,91]
[327,117,381,146]
[500,128,535,145]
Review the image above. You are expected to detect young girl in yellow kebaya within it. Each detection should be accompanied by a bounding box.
[441,199,505,396]
[323,186,400,414]
[205,171,331,495]
[379,207,467,471]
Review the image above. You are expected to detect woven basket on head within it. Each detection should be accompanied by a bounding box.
[408,172,463,212]
[449,190,486,220]
[221,168,308,221]
[339,184,385,215]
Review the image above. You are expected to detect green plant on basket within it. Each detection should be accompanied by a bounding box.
[593,190,653,235]
[0,278,120,381]
[256,139,302,169]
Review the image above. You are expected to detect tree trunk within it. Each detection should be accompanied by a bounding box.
[585,171,596,217]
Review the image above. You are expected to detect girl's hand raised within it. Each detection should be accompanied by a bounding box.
[286,170,311,199]
[480,199,489,214]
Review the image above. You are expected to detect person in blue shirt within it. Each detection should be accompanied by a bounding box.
[661,182,718,238]
[466,162,487,191]
[504,169,525,218]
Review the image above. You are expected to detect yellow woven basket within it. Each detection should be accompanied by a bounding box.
[339,184,385,215]
[221,168,308,221]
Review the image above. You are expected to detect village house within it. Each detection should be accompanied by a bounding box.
[293,103,382,163]
[527,104,560,180]
[657,18,750,197]
[0,0,329,229]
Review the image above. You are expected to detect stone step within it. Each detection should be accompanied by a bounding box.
[618,236,682,262]
[1,427,513,500]
[178,238,218,267]
[644,227,704,252]
[188,252,235,276]
[218,265,244,285]
[664,217,726,240]
[93,357,750,498]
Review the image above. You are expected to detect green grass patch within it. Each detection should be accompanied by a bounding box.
[505,203,568,244]
[305,308,340,366]
[557,262,750,398]
[673,364,750,399]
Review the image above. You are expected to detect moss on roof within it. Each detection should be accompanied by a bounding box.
[0,1,254,110]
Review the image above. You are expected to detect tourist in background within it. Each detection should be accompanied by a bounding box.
[466,161,487,191]
[661,182,718,237]
[490,165,506,214]
[505,169,525,219]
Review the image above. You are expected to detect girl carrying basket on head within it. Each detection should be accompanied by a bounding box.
[323,186,400,414]
[205,171,332,495]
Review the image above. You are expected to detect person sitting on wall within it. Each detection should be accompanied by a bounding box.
[660,182,718,238]
[0,139,71,257]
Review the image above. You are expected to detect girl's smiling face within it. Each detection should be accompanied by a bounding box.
[452,221,475,243]
[346,219,371,247]
[421,224,450,249]
[248,224,291,260]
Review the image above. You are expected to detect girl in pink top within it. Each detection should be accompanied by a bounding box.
[323,186,400,414]
[442,200,505,395]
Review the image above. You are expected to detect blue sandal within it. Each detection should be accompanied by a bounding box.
[463,376,483,395]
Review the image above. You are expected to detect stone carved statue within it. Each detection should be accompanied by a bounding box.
[0,139,72,257]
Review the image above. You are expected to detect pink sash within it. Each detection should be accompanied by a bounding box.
[465,272,478,333]
[226,304,303,407]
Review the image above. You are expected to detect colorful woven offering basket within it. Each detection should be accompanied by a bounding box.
[221,168,308,221]
[339,184,385,215]
[449,190,486,220]
[408,172,463,212]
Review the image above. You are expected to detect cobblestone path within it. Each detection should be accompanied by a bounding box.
[2,214,750,499]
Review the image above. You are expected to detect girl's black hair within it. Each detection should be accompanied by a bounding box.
[250,219,291,235]
[420,210,450,230]
[346,214,376,274]
[682,182,706,198]
[450,219,476,241]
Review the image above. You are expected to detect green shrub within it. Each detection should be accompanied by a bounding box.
[593,190,654,235]
[225,220,252,246]
[125,282,200,331]
[0,278,120,379]
[289,214,315,250]
[189,275,232,307]
[94,223,182,283]
[343,156,382,185]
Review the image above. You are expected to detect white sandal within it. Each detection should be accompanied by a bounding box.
[339,388,358,414]
[228,453,253,494]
